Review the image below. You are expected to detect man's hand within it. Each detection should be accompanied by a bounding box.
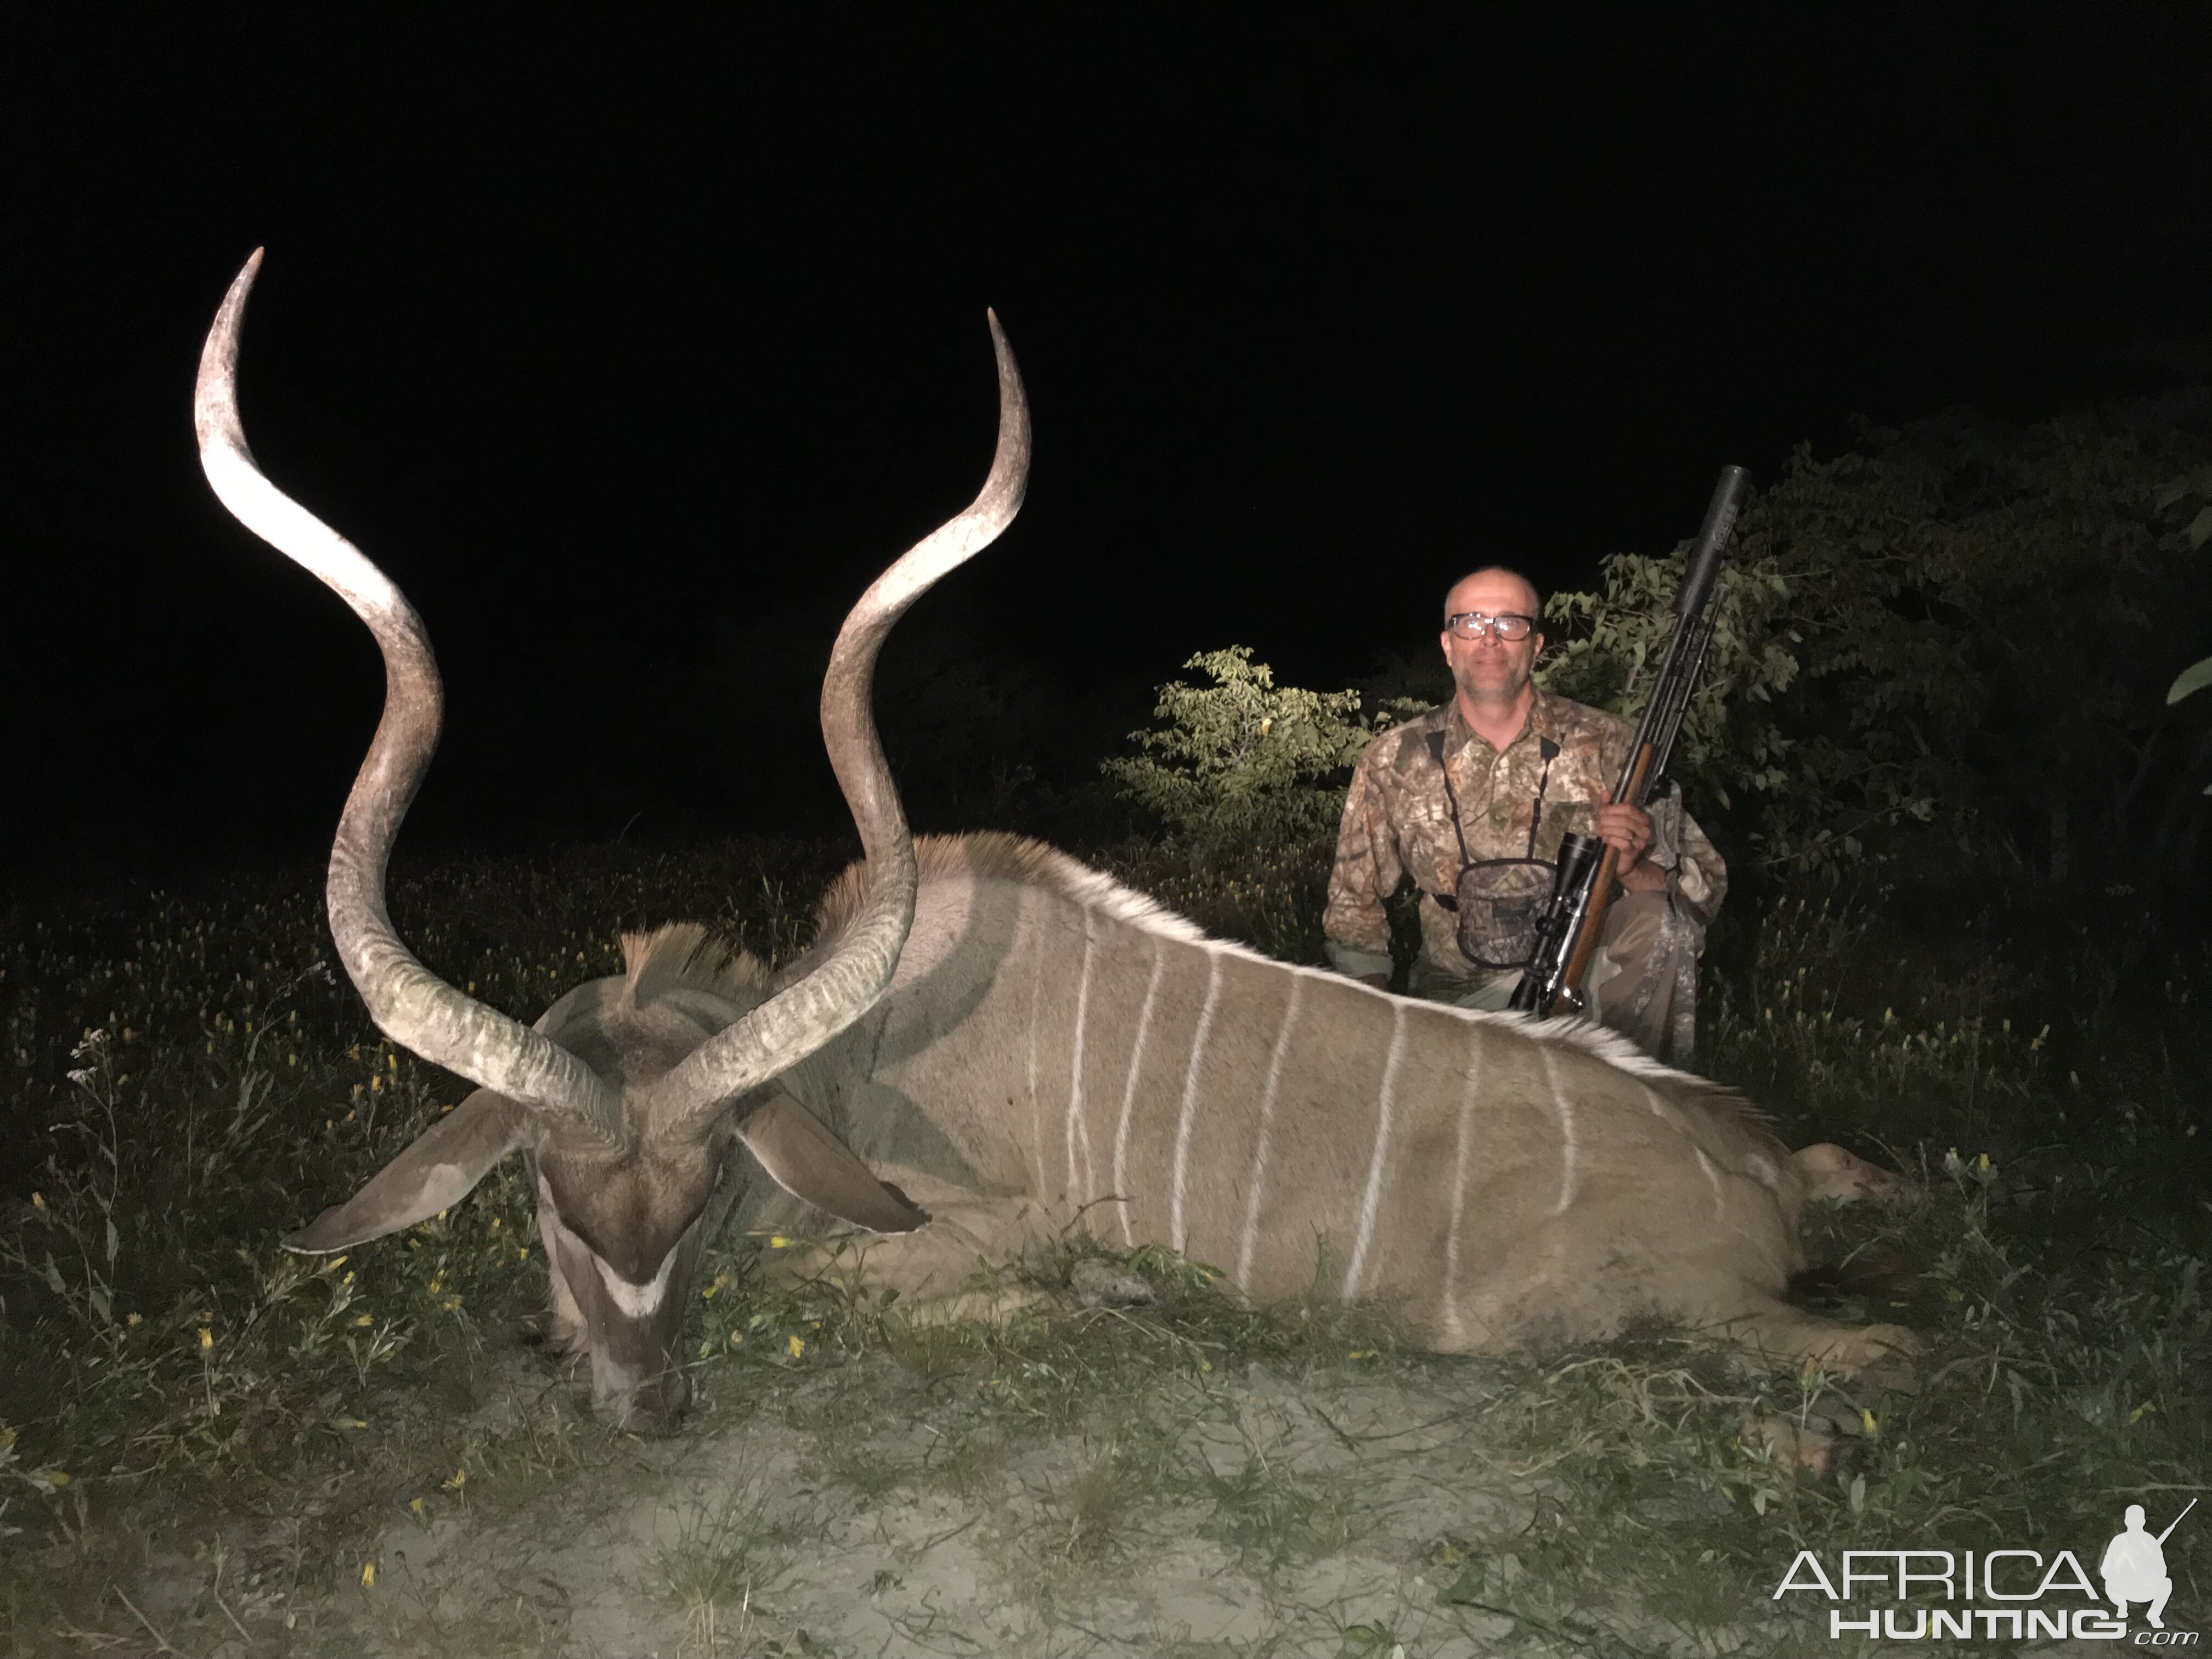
[1594,788,1668,894]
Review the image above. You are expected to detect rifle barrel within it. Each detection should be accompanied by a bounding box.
[1679,465,1749,621]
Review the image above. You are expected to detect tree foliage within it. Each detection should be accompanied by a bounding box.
[1113,396,2212,898]
[1102,647,1419,854]
[1543,397,2212,888]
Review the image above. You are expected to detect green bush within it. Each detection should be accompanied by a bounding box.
[1101,646,1422,858]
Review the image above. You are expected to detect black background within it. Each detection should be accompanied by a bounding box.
[6,12,2209,875]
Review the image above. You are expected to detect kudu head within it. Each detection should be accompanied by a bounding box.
[195,251,1029,1427]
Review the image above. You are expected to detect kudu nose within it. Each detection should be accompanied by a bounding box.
[597,1372,690,1434]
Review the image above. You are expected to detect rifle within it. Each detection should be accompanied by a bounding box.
[2155,1498,2197,1545]
[1509,464,1748,1019]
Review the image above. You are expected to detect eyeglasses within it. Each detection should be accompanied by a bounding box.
[1445,612,1537,641]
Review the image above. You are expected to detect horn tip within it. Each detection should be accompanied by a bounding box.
[225,247,267,307]
[198,249,269,450]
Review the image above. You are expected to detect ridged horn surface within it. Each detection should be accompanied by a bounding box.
[195,250,624,1144]
[649,312,1030,1139]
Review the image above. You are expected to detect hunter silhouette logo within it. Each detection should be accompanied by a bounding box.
[1773,1497,2198,1641]
[2103,1500,2192,1632]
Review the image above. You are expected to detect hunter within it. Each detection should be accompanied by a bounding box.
[1323,566,1726,1062]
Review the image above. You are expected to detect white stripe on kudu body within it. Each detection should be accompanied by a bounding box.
[1342,1001,1407,1300]
[1065,909,1096,1199]
[1235,973,1304,1288]
[1025,905,1044,1190]
[1540,1046,1578,1217]
[777,833,1916,1376]
[1169,949,1226,1254]
[1442,1021,1484,1345]
[1113,939,1166,1246]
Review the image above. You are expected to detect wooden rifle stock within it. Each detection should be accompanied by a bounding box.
[1516,462,1746,1021]
[1545,740,1655,1014]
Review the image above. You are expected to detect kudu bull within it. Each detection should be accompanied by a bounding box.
[201,254,1912,1430]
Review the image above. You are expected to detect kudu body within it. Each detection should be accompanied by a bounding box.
[202,256,1910,1432]
[752,837,1914,1369]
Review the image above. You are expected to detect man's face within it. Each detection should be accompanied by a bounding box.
[1440,571,1544,705]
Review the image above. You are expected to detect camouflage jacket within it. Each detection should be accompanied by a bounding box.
[1322,692,1727,989]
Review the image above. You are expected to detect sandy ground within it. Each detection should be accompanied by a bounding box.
[346,1359,1538,1658]
[73,1339,1706,1659]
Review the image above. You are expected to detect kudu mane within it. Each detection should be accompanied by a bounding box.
[619,922,773,1009]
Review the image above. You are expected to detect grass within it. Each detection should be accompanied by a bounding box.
[1,833,2207,1655]
[653,1483,802,1655]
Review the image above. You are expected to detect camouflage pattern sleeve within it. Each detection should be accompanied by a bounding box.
[1645,783,1728,927]
[1670,806,1728,927]
[1322,738,1401,979]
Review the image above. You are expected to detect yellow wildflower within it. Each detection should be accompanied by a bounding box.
[355,1314,374,1327]
[361,1561,376,1588]
[442,1467,466,1491]
[199,1328,213,1352]
[787,1334,806,1360]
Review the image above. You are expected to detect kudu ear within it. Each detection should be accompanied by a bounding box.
[734,1092,929,1234]
[284,1088,531,1254]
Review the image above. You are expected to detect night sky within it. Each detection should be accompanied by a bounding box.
[6,13,2210,876]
